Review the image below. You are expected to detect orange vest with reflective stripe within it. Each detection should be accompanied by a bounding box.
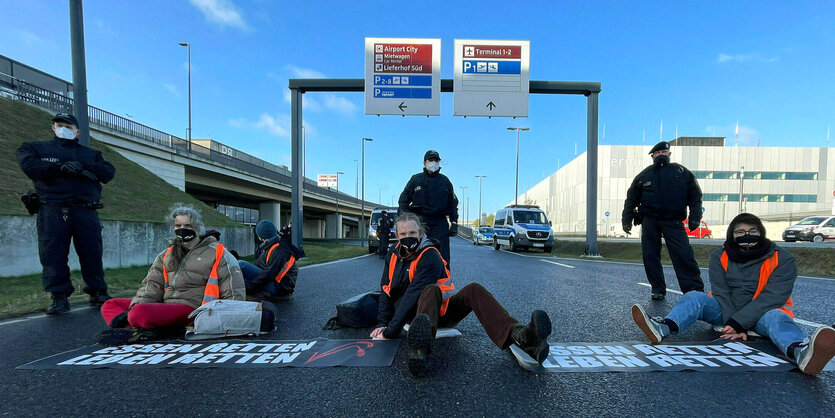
[265,242,297,284]
[718,250,794,317]
[383,245,455,316]
[162,243,225,305]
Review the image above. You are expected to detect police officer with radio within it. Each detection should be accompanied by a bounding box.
[376,210,392,258]
[16,113,116,315]
[622,141,704,300]
[398,150,459,268]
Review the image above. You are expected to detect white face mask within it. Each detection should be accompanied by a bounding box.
[55,126,77,140]
[425,161,439,173]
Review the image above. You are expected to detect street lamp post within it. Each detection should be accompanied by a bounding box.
[353,159,359,199]
[178,42,191,152]
[336,171,344,238]
[361,138,373,247]
[460,186,468,226]
[507,127,529,205]
[475,175,486,226]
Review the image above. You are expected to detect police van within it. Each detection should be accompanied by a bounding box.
[368,207,398,254]
[492,205,554,253]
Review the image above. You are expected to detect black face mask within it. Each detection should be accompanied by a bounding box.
[734,234,764,251]
[653,155,669,167]
[398,237,420,257]
[175,228,197,242]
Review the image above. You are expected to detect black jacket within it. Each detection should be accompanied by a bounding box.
[377,216,392,234]
[377,236,446,338]
[398,168,458,221]
[16,137,115,204]
[247,236,304,299]
[622,162,702,224]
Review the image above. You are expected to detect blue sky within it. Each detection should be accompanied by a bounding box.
[2,1,834,220]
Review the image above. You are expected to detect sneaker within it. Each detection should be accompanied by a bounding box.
[45,293,70,315]
[795,326,835,375]
[407,314,433,377]
[510,309,552,364]
[651,293,665,301]
[88,291,111,306]
[631,304,670,344]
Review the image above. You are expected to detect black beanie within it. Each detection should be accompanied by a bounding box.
[726,213,766,243]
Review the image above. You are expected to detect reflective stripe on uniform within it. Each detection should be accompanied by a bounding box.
[265,242,296,284]
[718,250,793,317]
[383,245,455,316]
[161,243,225,305]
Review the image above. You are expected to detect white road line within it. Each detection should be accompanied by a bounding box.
[634,283,827,328]
[0,306,95,327]
[299,253,373,270]
[540,259,575,269]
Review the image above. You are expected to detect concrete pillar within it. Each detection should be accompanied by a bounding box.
[325,213,343,239]
[258,201,281,226]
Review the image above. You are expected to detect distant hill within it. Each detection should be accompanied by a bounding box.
[0,96,240,226]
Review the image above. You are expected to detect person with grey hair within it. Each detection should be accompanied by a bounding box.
[95,205,246,345]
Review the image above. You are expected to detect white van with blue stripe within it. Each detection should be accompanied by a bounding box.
[492,205,554,253]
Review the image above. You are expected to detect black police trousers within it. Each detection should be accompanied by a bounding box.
[377,231,390,256]
[37,204,107,295]
[423,216,451,269]
[640,217,704,295]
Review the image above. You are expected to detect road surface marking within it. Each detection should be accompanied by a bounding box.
[540,259,575,269]
[637,282,683,295]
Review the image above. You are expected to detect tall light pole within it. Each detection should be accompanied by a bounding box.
[507,127,529,205]
[460,186,468,226]
[336,171,344,238]
[353,159,359,198]
[378,186,385,204]
[361,138,373,246]
[475,175,486,226]
[178,42,191,152]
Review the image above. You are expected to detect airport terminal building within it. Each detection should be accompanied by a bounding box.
[519,138,835,237]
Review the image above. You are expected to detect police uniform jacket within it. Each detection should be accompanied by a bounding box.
[16,136,116,204]
[398,169,459,222]
[376,235,445,338]
[622,162,702,223]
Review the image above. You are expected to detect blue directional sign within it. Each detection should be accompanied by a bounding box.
[365,37,440,116]
[605,211,610,217]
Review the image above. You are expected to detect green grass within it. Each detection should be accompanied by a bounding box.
[0,97,238,226]
[0,241,367,319]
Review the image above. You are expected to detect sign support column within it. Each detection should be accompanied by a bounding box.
[584,91,600,256]
[291,88,303,249]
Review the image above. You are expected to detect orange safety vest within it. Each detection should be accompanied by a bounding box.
[383,244,455,316]
[715,250,794,317]
[162,243,224,305]
[265,242,297,284]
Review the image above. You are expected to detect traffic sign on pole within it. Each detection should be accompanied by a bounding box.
[365,37,440,116]
[453,39,530,117]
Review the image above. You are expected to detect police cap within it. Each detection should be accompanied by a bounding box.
[52,113,79,126]
[649,141,670,154]
[423,150,441,161]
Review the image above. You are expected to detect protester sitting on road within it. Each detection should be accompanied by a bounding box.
[370,212,552,377]
[239,220,304,302]
[631,213,835,375]
[95,205,246,345]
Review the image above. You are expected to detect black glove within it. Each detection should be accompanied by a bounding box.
[688,220,700,231]
[60,161,84,175]
[80,170,98,182]
[623,224,632,234]
[109,311,129,328]
[449,222,458,237]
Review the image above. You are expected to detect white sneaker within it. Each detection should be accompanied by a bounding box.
[796,326,835,375]
[632,304,669,344]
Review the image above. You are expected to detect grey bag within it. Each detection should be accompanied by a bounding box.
[185,299,273,341]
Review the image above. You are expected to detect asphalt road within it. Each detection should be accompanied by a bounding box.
[2,237,833,416]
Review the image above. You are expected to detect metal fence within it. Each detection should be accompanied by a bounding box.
[2,74,373,207]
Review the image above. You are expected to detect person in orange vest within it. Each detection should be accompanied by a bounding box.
[95,205,246,345]
[239,220,304,302]
[631,213,835,375]
[370,212,552,377]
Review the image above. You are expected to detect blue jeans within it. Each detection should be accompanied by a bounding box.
[238,261,278,295]
[666,291,806,356]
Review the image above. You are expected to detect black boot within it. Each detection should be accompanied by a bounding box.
[45,293,71,315]
[510,310,552,364]
[407,314,433,377]
[95,328,157,346]
[108,311,129,328]
[88,290,111,307]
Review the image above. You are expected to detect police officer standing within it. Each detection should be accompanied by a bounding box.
[398,150,459,267]
[622,141,704,300]
[376,210,392,258]
[16,113,116,314]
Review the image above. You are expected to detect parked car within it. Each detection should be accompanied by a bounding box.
[472,226,494,245]
[368,207,398,254]
[782,215,835,243]
[492,205,554,253]
[683,219,712,239]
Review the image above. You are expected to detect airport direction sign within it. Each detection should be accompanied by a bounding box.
[454,39,530,117]
[317,174,338,188]
[365,37,441,116]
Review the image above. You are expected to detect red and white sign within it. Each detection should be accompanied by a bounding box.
[373,43,433,73]
[454,39,530,117]
[365,37,441,116]
[317,174,338,188]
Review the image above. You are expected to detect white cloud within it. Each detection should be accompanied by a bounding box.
[230,114,317,140]
[162,83,180,97]
[323,94,357,115]
[282,90,324,112]
[717,52,779,64]
[285,65,325,79]
[704,124,760,146]
[18,30,44,47]
[188,0,251,31]
[94,19,115,35]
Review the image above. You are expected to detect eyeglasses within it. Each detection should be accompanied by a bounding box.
[733,228,760,237]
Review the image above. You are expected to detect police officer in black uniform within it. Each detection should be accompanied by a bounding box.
[398,150,459,268]
[16,113,116,314]
[376,210,392,258]
[622,141,704,300]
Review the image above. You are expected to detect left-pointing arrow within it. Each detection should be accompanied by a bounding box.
[398,102,408,112]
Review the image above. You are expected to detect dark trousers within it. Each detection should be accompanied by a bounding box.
[416,283,518,349]
[37,204,107,295]
[423,216,451,268]
[640,217,704,295]
[377,231,390,256]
